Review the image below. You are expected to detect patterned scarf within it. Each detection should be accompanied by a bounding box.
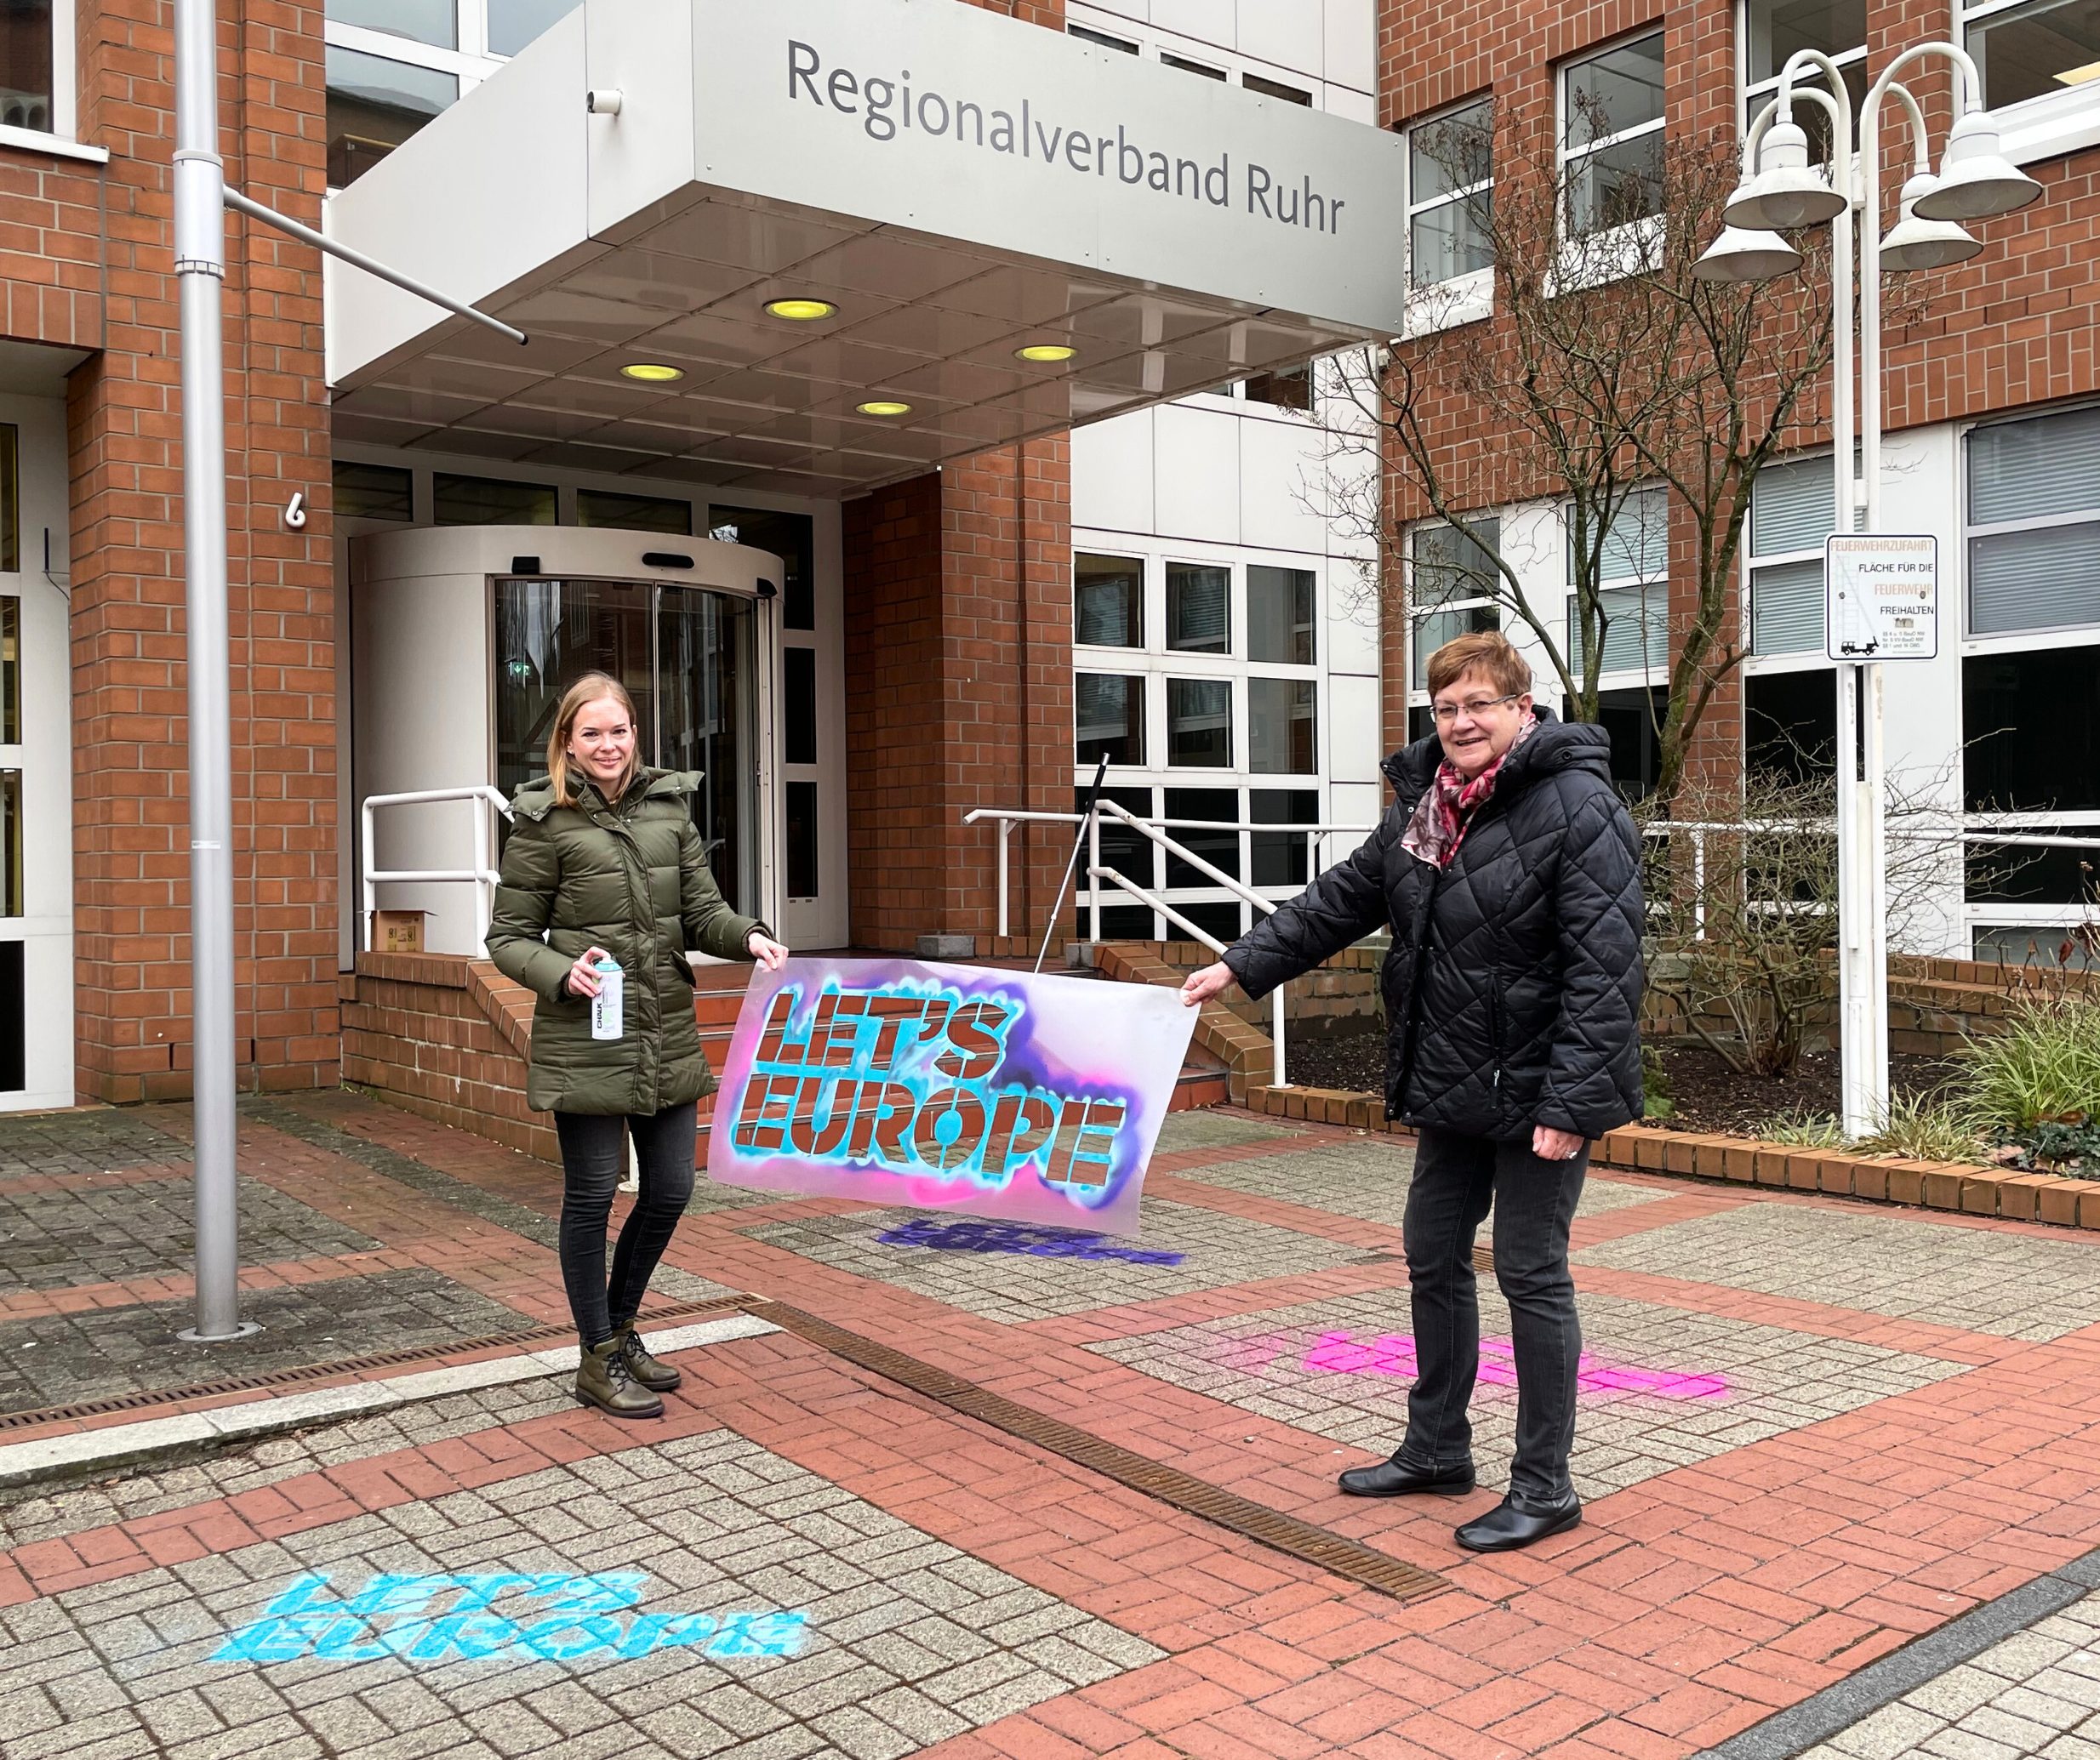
[1401,712,1538,869]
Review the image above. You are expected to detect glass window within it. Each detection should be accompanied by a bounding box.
[1243,366,1315,411]
[1966,648,2100,815]
[1167,677,1232,766]
[1163,787,1240,885]
[0,424,16,572]
[1252,789,1321,888]
[334,459,413,521]
[1598,684,1668,800]
[785,780,819,899]
[1176,900,1246,943]
[1569,487,1669,676]
[1163,51,1228,79]
[1561,32,1666,236]
[1076,673,1145,766]
[1966,0,2100,112]
[1244,72,1314,104]
[0,597,15,744]
[0,940,19,1092]
[1249,678,1317,774]
[326,47,457,187]
[1743,0,1867,83]
[710,504,815,630]
[1167,562,1231,653]
[577,489,691,535]
[1075,553,1144,648]
[0,768,18,915]
[1409,516,1500,690]
[434,473,556,526]
[1069,22,1139,52]
[494,578,654,800]
[1408,98,1494,287]
[488,0,584,57]
[1747,457,1835,654]
[1087,786,1158,893]
[1747,669,1837,782]
[0,2,52,133]
[1967,404,2100,635]
[1248,565,1315,664]
[327,0,455,49]
[784,646,817,766]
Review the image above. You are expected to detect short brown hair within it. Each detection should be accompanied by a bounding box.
[547,672,642,806]
[1425,630,1531,700]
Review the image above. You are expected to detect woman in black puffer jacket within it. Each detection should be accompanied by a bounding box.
[1182,632,1643,1554]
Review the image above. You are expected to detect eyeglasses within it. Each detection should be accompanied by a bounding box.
[1430,693,1521,725]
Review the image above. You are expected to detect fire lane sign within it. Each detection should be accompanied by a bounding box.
[1826,533,1938,661]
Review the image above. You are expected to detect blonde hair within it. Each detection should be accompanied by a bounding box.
[547,673,642,806]
[1425,630,1532,700]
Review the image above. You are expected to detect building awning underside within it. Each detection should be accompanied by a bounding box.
[324,0,1407,499]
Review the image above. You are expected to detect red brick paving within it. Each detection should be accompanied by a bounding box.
[10,1092,2100,1757]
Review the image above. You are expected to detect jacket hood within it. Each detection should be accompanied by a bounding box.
[509,766,699,822]
[1380,706,1614,800]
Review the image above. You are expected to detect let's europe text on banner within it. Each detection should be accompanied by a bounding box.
[705,957,1197,1235]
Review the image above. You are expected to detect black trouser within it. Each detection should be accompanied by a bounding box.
[1395,1125,1587,1508]
[552,1102,696,1347]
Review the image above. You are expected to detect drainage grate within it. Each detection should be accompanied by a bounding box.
[744,1299,1452,1604]
[0,1293,749,1434]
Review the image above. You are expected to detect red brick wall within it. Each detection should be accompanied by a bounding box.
[54,0,337,1102]
[844,438,1075,953]
[1374,0,2100,780]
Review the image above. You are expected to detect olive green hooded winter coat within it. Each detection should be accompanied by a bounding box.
[485,768,764,1115]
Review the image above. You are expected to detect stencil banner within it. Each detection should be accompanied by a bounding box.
[706,957,1197,1235]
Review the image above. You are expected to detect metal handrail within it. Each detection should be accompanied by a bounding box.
[361,785,515,952]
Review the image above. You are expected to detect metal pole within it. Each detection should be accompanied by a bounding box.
[1036,755,1109,974]
[174,0,252,1342]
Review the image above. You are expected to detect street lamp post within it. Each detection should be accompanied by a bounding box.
[1696,45,2040,1140]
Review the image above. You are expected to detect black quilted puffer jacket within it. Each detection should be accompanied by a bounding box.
[1224,711,1644,1142]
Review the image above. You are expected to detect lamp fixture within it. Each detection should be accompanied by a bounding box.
[1692,225,1804,283]
[1014,343,1078,362]
[619,362,684,383]
[765,297,838,321]
[1722,119,1847,230]
[1879,174,1983,271]
[1911,112,2043,221]
[857,399,911,417]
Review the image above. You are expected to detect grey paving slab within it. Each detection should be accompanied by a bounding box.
[0,1111,191,1179]
[1087,1284,1967,1500]
[0,1269,534,1417]
[0,1176,380,1293]
[1151,1111,1305,1153]
[0,1431,1161,1760]
[1575,1203,2100,1341]
[740,1197,1362,1324]
[1167,1137,1669,1227]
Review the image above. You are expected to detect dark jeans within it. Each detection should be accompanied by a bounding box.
[1395,1125,1587,1508]
[552,1102,697,1347]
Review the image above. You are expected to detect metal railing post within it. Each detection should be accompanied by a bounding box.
[1272,990,1287,1090]
[1089,808,1102,943]
[996,817,1011,941]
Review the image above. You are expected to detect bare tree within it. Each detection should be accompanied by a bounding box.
[1327,101,1846,806]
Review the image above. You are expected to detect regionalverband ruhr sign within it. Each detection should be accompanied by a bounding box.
[706,956,1196,1235]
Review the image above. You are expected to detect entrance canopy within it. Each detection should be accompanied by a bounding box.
[324,0,1409,498]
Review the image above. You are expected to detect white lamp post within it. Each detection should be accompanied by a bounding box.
[1696,44,2040,1140]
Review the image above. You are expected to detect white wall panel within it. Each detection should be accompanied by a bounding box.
[1327,672,1384,783]
[1237,0,1326,78]
[1149,0,1231,52]
[1324,0,1377,94]
[1071,407,1156,536]
[1152,404,1242,543]
[1328,782,1386,834]
[1324,558,1382,674]
[1238,416,1326,553]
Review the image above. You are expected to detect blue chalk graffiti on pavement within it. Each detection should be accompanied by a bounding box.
[876,1216,1183,1265]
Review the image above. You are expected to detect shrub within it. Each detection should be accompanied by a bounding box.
[1749,1108,1846,1148]
[1863,1093,1988,1163]
[1957,993,2100,1133]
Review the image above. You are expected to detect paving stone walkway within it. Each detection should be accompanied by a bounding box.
[3,1093,2100,1760]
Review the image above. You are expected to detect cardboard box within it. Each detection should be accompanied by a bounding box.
[372,909,428,954]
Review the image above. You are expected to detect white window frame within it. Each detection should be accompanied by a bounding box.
[1064,3,1324,113]
[1402,95,1495,332]
[1556,31,1668,250]
[1566,487,1669,686]
[1960,0,2100,168]
[1743,451,1840,668]
[1405,516,1504,701]
[0,0,101,159]
[1959,405,2100,643]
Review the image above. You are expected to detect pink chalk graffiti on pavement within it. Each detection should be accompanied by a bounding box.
[1293,1330,1730,1399]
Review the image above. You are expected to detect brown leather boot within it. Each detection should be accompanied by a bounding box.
[617,1324,682,1393]
[575,1334,664,1419]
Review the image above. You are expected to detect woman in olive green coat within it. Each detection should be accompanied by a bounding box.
[487,672,788,1419]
